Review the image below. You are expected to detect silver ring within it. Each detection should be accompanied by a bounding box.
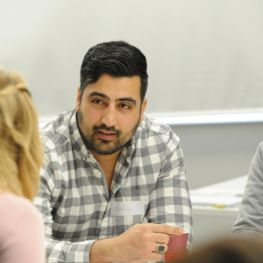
[156,243,165,254]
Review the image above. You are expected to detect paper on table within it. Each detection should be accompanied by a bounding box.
[190,175,247,207]
[190,193,242,207]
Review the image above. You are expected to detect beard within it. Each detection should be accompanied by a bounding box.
[77,112,140,155]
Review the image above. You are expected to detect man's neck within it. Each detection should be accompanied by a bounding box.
[92,151,120,188]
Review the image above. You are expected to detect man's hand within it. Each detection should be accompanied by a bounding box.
[90,223,183,263]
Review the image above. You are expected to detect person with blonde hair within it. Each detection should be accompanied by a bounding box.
[0,68,45,263]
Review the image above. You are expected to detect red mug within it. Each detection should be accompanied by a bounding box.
[164,233,189,262]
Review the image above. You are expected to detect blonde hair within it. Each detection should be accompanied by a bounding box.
[0,68,43,200]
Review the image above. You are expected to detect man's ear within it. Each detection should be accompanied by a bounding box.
[140,98,148,122]
[75,88,82,111]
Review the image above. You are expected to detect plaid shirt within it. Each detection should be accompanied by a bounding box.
[35,110,192,263]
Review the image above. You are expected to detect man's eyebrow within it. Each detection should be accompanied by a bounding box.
[88,92,109,100]
[117,97,137,105]
[89,92,137,105]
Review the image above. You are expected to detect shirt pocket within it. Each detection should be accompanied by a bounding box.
[110,200,148,235]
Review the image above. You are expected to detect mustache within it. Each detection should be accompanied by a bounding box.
[93,124,120,135]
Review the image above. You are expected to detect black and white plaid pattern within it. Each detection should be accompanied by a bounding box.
[34,111,192,263]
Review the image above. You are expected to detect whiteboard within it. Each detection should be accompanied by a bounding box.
[1,0,263,115]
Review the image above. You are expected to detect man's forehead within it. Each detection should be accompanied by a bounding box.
[83,75,141,100]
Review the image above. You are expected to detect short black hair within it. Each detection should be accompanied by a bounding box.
[80,41,148,101]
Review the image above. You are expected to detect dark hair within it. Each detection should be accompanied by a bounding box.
[80,41,148,102]
[175,236,263,263]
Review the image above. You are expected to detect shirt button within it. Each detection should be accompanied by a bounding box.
[94,169,101,177]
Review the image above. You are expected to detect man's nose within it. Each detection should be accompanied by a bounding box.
[101,104,117,127]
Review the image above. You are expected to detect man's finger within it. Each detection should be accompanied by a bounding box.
[148,223,184,235]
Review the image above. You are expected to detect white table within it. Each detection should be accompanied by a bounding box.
[190,176,248,245]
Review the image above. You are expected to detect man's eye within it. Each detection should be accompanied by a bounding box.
[91,99,104,105]
[119,103,132,110]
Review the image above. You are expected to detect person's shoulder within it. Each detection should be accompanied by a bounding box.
[0,193,42,223]
[254,141,263,163]
[40,110,74,151]
[0,193,45,262]
[141,115,174,133]
[257,141,263,151]
[140,115,180,143]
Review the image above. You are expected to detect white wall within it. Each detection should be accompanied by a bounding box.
[174,122,261,189]
[1,0,263,115]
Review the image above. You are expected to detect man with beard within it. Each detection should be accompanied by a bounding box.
[35,41,192,263]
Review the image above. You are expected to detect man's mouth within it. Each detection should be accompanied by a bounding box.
[96,129,117,141]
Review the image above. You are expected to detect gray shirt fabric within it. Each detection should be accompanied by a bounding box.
[34,111,192,263]
[232,141,263,234]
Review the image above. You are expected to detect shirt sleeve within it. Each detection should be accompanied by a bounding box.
[232,141,263,234]
[145,131,193,248]
[34,154,95,263]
